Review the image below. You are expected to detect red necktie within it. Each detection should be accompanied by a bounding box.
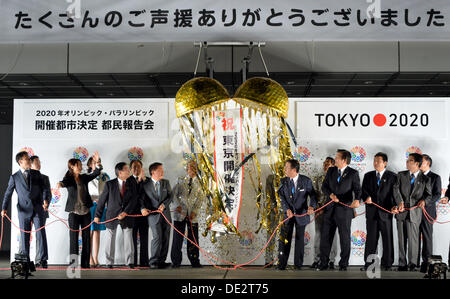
[120,181,126,198]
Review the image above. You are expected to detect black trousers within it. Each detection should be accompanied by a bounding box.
[68,212,91,268]
[170,219,200,266]
[277,218,306,268]
[364,215,394,268]
[320,212,352,267]
[132,216,149,266]
[418,216,433,266]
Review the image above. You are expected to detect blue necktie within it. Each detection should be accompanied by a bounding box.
[290,179,295,195]
[376,172,381,186]
[337,169,342,183]
[410,173,415,191]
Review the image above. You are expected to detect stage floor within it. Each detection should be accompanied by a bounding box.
[0,257,428,279]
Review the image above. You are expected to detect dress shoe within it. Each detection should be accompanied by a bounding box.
[339,265,347,271]
[128,264,135,269]
[381,266,392,271]
[397,266,408,271]
[409,264,417,271]
[294,265,302,270]
[192,263,202,268]
[158,262,171,269]
[172,264,181,268]
[360,266,368,271]
[106,265,113,269]
[276,265,286,270]
[310,261,319,269]
[37,261,48,269]
[419,263,428,273]
[317,264,329,271]
[329,262,335,270]
[149,263,159,269]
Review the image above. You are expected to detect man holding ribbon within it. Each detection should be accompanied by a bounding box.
[276,158,316,270]
[318,149,361,271]
[393,153,431,271]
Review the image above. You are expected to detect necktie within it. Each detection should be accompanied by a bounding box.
[337,169,342,183]
[376,172,381,186]
[24,170,30,187]
[410,173,415,191]
[290,179,295,195]
[155,181,160,197]
[120,181,126,198]
[188,178,193,195]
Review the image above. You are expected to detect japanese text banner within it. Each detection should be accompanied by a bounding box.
[0,0,450,43]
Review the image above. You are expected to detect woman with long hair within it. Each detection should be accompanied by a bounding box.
[57,152,102,268]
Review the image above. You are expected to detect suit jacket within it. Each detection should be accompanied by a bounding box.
[321,166,362,219]
[2,169,49,219]
[41,174,52,219]
[362,170,397,221]
[140,178,173,224]
[394,170,432,223]
[128,175,148,214]
[171,176,205,223]
[278,175,317,226]
[95,178,137,229]
[424,171,442,218]
[60,166,102,213]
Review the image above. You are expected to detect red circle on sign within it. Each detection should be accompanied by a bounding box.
[373,114,387,126]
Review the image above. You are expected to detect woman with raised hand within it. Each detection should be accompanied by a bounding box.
[57,152,102,269]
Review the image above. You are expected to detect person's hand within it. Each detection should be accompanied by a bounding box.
[43,200,49,211]
[94,217,100,223]
[439,197,448,204]
[141,209,150,216]
[158,204,165,212]
[365,197,373,204]
[350,200,360,209]
[117,212,127,220]
[315,209,323,216]
[138,169,146,182]
[307,207,314,215]
[92,151,100,163]
[190,212,196,220]
[1,210,6,217]
[417,200,425,208]
[330,193,339,203]
[391,206,399,214]
[286,209,294,218]
[176,206,182,214]
[398,202,405,212]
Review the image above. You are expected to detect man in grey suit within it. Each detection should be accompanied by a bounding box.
[141,162,173,269]
[393,153,432,271]
[1,151,49,263]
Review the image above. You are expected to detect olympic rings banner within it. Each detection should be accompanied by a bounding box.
[1,0,450,43]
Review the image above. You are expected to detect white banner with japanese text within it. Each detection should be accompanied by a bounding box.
[0,0,450,43]
[211,109,244,233]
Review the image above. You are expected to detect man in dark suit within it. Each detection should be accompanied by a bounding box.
[2,151,49,263]
[141,162,173,269]
[276,159,316,270]
[418,154,442,272]
[319,149,361,271]
[129,159,149,268]
[95,162,136,268]
[30,155,51,268]
[393,153,432,271]
[361,152,396,271]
